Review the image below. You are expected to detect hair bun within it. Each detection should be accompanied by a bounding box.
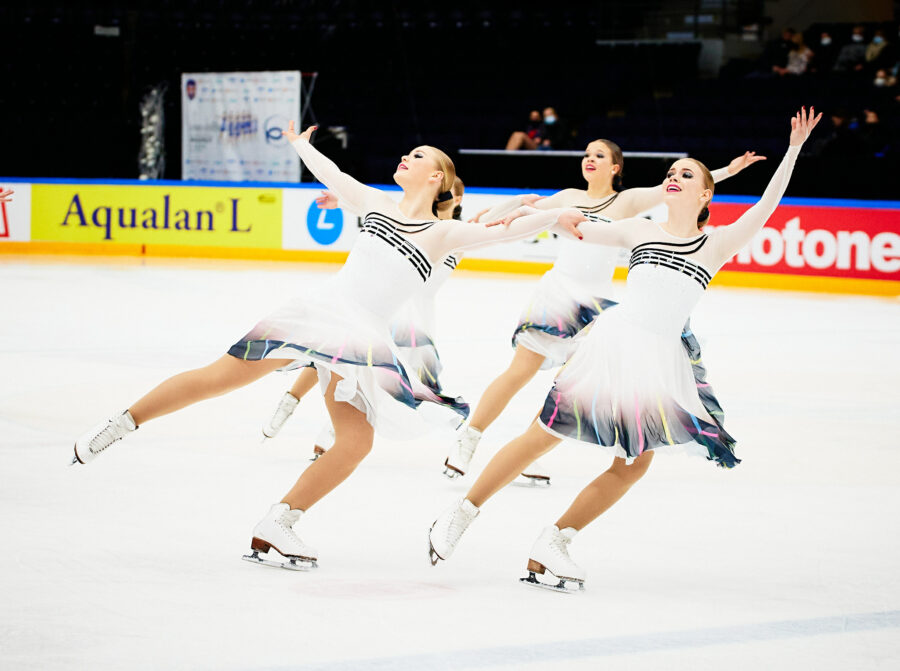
[697,206,710,224]
[436,190,453,203]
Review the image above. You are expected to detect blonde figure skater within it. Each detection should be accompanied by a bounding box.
[73,123,584,570]
[429,107,821,591]
[262,178,467,460]
[444,141,767,484]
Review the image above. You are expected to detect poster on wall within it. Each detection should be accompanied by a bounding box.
[181,71,301,182]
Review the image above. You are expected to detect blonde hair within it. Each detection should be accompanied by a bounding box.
[422,145,457,217]
[685,158,715,227]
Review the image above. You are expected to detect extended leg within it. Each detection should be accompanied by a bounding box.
[129,354,291,425]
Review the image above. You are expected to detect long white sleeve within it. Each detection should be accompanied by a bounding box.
[476,195,525,223]
[553,214,646,249]
[709,145,801,267]
[291,138,385,214]
[441,206,564,253]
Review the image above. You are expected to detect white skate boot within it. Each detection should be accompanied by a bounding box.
[520,525,585,593]
[428,498,479,565]
[513,458,551,488]
[72,410,137,465]
[311,424,335,461]
[262,392,300,439]
[243,503,318,571]
[443,425,482,478]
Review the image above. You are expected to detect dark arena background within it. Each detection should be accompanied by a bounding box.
[1,2,899,670]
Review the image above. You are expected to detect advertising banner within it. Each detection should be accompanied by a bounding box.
[30,183,282,249]
[181,71,301,182]
[0,182,31,242]
[709,201,900,281]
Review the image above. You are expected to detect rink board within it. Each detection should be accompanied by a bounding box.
[1,177,898,296]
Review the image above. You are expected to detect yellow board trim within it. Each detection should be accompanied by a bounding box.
[2,241,897,297]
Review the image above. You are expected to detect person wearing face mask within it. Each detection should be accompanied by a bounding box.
[71,123,586,570]
[428,107,822,592]
[538,106,571,150]
[866,30,890,68]
[261,178,469,460]
[443,141,766,485]
[811,31,838,73]
[834,26,868,72]
[506,110,545,150]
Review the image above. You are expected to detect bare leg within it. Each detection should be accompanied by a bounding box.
[467,421,560,507]
[280,372,374,511]
[554,452,654,530]
[128,354,292,425]
[289,365,319,400]
[468,346,546,433]
[505,132,539,151]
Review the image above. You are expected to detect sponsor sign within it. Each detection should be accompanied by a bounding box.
[30,184,282,248]
[0,182,32,242]
[182,71,301,182]
[709,202,900,281]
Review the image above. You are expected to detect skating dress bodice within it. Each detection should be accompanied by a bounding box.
[329,212,434,321]
[553,236,619,294]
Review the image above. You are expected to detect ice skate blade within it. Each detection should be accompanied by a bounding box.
[519,571,584,594]
[442,460,464,479]
[309,446,326,462]
[427,526,443,566]
[511,474,551,488]
[242,549,317,571]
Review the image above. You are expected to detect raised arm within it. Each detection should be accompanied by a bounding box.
[618,151,768,216]
[286,123,385,214]
[710,108,821,266]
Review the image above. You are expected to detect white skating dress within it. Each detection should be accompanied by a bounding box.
[535,145,801,467]
[478,168,732,369]
[229,140,556,437]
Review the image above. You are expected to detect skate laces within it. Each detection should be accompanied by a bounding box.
[88,421,124,455]
[548,530,573,561]
[444,505,475,546]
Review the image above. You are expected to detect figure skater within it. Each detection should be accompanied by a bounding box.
[429,107,822,591]
[261,177,467,461]
[445,141,767,484]
[72,123,584,570]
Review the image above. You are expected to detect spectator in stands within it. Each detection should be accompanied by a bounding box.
[762,27,796,73]
[773,33,813,76]
[537,106,571,150]
[834,25,867,72]
[858,108,893,157]
[810,31,838,73]
[816,109,865,158]
[506,110,545,150]
[866,30,890,70]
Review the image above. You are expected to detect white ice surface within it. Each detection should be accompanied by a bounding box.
[1,256,899,671]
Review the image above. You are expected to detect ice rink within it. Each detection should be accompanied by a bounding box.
[1,255,899,670]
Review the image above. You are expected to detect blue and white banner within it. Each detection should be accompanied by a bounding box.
[181,71,301,182]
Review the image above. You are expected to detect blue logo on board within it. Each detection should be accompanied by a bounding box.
[306,202,343,245]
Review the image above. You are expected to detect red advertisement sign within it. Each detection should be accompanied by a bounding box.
[708,202,900,280]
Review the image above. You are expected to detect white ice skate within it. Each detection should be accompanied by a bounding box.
[310,425,335,461]
[71,411,137,465]
[443,425,482,478]
[513,458,551,488]
[520,525,585,593]
[243,503,318,571]
[428,498,479,565]
[262,392,300,439]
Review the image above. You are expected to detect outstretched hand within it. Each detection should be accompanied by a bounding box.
[520,194,546,207]
[468,207,491,223]
[728,151,767,175]
[282,121,317,143]
[0,188,13,203]
[485,207,527,228]
[557,210,586,240]
[789,106,822,146]
[315,190,339,209]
